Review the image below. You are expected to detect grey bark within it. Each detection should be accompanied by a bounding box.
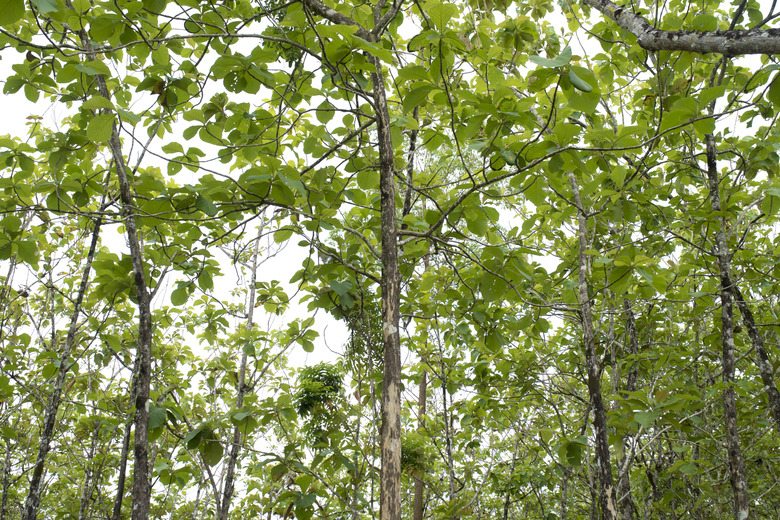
[1,437,12,520]
[412,371,427,520]
[373,58,403,520]
[77,420,102,520]
[618,299,639,520]
[727,280,780,433]
[292,1,404,517]
[568,172,618,520]
[583,0,780,55]
[20,215,102,520]
[110,401,135,520]
[217,224,263,520]
[704,134,749,520]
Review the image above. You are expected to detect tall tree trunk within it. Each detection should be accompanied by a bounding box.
[63,3,154,516]
[20,215,102,520]
[568,172,618,520]
[104,86,153,520]
[217,222,264,520]
[618,299,639,520]
[371,56,403,520]
[412,371,426,520]
[704,134,749,520]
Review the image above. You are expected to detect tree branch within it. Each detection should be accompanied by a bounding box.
[583,0,780,55]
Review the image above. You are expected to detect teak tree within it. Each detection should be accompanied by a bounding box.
[2,0,780,519]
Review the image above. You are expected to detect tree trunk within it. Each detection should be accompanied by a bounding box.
[372,56,403,520]
[727,280,780,433]
[412,371,427,520]
[78,420,102,520]
[217,223,264,520]
[618,299,639,520]
[568,172,618,520]
[111,382,138,520]
[704,134,749,520]
[1,437,12,520]
[20,216,102,520]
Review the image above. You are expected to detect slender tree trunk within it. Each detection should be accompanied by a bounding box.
[107,96,154,520]
[704,134,749,520]
[412,371,426,520]
[618,299,639,520]
[63,3,154,516]
[371,56,402,520]
[217,223,264,520]
[20,215,102,520]
[727,280,780,432]
[568,172,618,520]
[1,438,12,520]
[78,420,102,520]
[441,366,457,520]
[111,381,138,520]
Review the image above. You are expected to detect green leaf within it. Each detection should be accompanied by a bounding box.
[0,0,24,25]
[480,273,506,302]
[171,286,189,306]
[195,194,218,216]
[330,279,353,296]
[31,0,58,14]
[357,169,378,190]
[200,438,223,466]
[183,427,204,449]
[403,84,438,114]
[295,493,317,509]
[82,96,114,111]
[149,404,167,429]
[427,1,458,31]
[530,46,572,68]
[274,228,294,243]
[568,68,593,92]
[16,239,38,267]
[767,74,780,108]
[87,113,115,142]
[634,411,659,428]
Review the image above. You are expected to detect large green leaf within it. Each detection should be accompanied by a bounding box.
[0,0,24,25]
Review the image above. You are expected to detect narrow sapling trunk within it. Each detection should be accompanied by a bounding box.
[704,134,749,520]
[78,420,102,520]
[111,379,138,520]
[728,280,780,432]
[568,172,618,520]
[618,299,639,520]
[218,224,264,520]
[412,371,426,520]
[21,216,103,520]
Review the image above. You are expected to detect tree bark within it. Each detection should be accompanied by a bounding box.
[704,134,749,520]
[217,223,264,520]
[412,371,427,520]
[727,279,780,433]
[582,0,780,55]
[618,299,638,520]
[78,420,102,520]
[568,172,618,520]
[20,216,102,520]
[110,381,137,520]
[372,57,403,520]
